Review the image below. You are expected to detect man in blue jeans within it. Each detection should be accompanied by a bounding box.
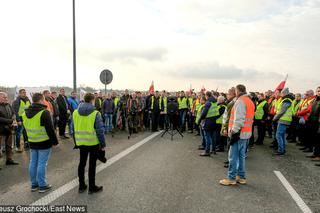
[22,93,59,193]
[220,84,255,186]
[273,88,293,155]
[102,93,115,134]
[198,91,219,156]
[12,88,31,152]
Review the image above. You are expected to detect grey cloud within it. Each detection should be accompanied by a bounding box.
[174,63,284,80]
[95,47,168,62]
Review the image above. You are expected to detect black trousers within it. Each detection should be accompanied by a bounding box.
[255,120,266,144]
[78,145,99,189]
[58,117,68,136]
[152,112,160,131]
[313,132,320,157]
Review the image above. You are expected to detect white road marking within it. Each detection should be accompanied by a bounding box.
[31,131,162,205]
[274,171,312,213]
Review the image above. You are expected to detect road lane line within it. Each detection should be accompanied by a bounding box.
[31,131,162,206]
[274,171,312,213]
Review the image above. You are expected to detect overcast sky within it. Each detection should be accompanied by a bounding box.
[0,0,319,92]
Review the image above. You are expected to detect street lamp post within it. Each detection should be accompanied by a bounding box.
[73,0,77,92]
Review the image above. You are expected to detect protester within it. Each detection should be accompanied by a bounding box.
[220,84,254,186]
[159,91,168,130]
[0,92,19,168]
[149,91,163,132]
[137,91,146,131]
[287,93,302,143]
[199,91,219,156]
[215,96,227,152]
[102,93,115,134]
[46,91,59,130]
[221,87,237,168]
[254,93,268,145]
[94,92,103,112]
[56,88,71,139]
[178,91,188,132]
[196,97,207,151]
[273,88,293,155]
[12,88,31,152]
[297,90,315,152]
[307,87,320,163]
[22,93,58,193]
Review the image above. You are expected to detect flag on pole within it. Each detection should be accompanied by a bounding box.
[80,89,87,101]
[201,85,206,93]
[149,81,154,93]
[275,74,288,91]
[189,84,193,94]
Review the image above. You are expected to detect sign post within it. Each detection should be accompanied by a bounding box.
[99,69,113,95]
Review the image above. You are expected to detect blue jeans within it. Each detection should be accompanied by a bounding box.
[204,130,215,153]
[228,139,248,180]
[179,110,187,130]
[200,126,206,148]
[276,123,287,153]
[15,124,24,148]
[29,148,52,188]
[105,114,113,133]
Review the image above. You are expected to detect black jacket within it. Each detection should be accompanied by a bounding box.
[309,95,320,128]
[56,94,70,119]
[0,103,15,136]
[23,103,59,149]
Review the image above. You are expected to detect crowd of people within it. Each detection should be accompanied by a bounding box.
[0,84,319,191]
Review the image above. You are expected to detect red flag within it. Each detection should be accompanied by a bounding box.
[149,81,154,93]
[275,74,288,91]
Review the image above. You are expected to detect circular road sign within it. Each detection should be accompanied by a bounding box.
[100,69,113,85]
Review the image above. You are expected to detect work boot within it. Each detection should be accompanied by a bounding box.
[6,160,19,165]
[79,184,88,193]
[219,179,236,186]
[236,176,247,185]
[315,164,320,167]
[88,186,103,194]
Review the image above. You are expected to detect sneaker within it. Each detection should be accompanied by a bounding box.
[199,152,210,157]
[31,186,39,192]
[39,185,52,193]
[311,157,320,161]
[236,176,247,185]
[88,186,103,194]
[16,147,23,153]
[219,179,237,186]
[79,184,88,193]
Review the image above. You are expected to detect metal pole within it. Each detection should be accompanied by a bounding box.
[73,0,77,92]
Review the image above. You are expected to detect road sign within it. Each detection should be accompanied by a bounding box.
[100,69,113,95]
[100,69,113,85]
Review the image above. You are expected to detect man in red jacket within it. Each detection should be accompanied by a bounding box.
[297,90,315,152]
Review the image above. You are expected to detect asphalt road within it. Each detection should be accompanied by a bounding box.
[0,131,319,213]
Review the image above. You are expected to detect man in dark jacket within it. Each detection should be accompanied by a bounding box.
[94,92,103,112]
[308,86,320,163]
[56,88,70,139]
[149,91,163,132]
[199,91,218,156]
[22,93,59,193]
[0,92,19,168]
[70,93,106,194]
[12,88,31,152]
[46,91,59,130]
[254,93,268,145]
[102,93,115,133]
